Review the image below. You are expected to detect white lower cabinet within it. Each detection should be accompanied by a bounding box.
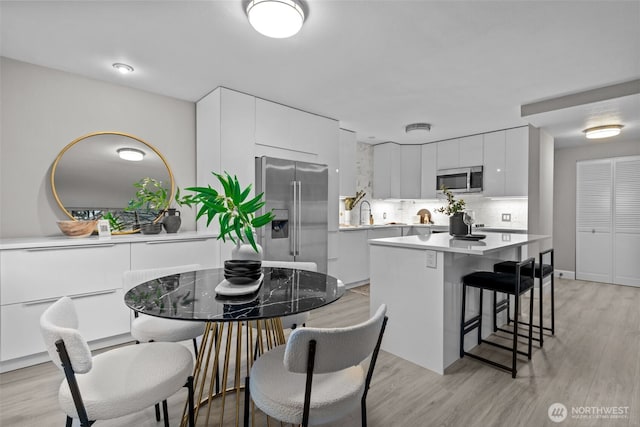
[130,238,219,270]
[1,289,130,361]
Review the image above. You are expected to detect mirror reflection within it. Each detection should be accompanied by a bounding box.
[51,132,174,233]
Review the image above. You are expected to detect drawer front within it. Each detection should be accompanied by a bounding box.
[0,289,130,361]
[130,238,219,270]
[1,244,130,305]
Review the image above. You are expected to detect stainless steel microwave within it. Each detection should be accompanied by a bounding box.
[436,166,483,193]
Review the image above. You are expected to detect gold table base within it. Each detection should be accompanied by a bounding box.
[181,318,286,427]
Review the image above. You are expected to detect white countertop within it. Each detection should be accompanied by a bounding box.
[368,231,549,255]
[339,224,446,231]
[0,231,218,250]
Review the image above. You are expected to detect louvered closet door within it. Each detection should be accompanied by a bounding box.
[614,157,640,286]
[576,159,613,283]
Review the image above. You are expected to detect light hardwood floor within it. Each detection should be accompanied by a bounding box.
[1,278,638,426]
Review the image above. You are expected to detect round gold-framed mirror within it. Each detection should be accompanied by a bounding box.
[51,131,174,234]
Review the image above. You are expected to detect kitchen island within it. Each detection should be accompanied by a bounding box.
[369,231,549,374]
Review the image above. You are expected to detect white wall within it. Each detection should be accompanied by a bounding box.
[0,58,196,238]
[554,139,640,272]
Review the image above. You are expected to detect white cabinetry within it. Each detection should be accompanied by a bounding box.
[130,238,219,270]
[437,135,483,170]
[339,129,357,196]
[421,143,437,199]
[400,146,422,199]
[482,127,528,197]
[373,143,401,199]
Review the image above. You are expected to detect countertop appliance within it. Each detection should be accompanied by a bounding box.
[255,156,328,273]
[436,166,483,193]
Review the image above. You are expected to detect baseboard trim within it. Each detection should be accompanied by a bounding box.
[555,269,575,280]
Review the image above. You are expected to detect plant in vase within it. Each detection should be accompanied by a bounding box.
[126,177,170,234]
[176,172,274,261]
[435,186,467,236]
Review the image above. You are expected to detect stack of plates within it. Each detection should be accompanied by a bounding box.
[224,260,262,285]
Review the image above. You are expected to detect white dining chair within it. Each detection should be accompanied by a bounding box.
[123,264,206,354]
[40,296,195,427]
[247,304,388,427]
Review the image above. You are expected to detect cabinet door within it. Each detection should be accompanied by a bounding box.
[131,238,219,270]
[339,129,357,196]
[482,131,506,196]
[1,289,130,361]
[400,146,422,199]
[373,143,400,199]
[368,227,402,239]
[420,143,437,199]
[613,157,640,286]
[437,140,459,170]
[1,243,130,305]
[255,99,317,155]
[505,127,529,196]
[336,231,368,285]
[458,135,483,167]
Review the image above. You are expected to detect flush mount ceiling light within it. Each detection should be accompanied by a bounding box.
[117,148,145,161]
[405,123,432,133]
[583,124,623,139]
[246,0,305,38]
[112,63,134,74]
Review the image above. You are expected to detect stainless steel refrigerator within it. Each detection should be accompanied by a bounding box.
[255,156,328,273]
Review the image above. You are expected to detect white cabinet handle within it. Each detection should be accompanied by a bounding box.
[146,238,209,245]
[26,243,116,252]
[23,289,117,306]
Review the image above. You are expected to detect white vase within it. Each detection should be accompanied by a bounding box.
[231,241,263,261]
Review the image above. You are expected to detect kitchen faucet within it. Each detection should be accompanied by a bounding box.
[359,200,371,225]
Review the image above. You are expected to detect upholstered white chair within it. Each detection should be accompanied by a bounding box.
[247,304,388,427]
[123,264,206,353]
[40,297,195,427]
[261,260,319,329]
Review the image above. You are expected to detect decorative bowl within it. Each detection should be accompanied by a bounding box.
[57,220,98,238]
[140,223,163,234]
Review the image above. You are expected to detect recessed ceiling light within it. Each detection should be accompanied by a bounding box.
[405,123,432,133]
[117,148,145,161]
[583,125,623,139]
[112,63,134,74]
[246,0,305,38]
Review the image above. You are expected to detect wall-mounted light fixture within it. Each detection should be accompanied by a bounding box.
[583,124,623,139]
[112,63,134,74]
[117,148,145,161]
[246,0,305,38]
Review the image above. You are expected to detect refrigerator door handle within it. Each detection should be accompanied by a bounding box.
[291,180,297,256]
[297,180,302,256]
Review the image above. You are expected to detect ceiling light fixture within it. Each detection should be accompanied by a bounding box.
[405,123,432,133]
[246,0,305,39]
[117,148,145,161]
[583,124,623,139]
[112,63,134,74]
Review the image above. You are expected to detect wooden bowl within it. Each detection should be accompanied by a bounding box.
[57,220,98,238]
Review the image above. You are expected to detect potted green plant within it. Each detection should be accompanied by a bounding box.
[176,172,274,257]
[126,177,170,234]
[435,186,467,236]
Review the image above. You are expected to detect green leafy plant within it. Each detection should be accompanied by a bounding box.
[102,211,124,232]
[125,177,170,213]
[435,186,466,216]
[176,172,274,252]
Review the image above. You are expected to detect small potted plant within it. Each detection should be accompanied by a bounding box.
[435,186,467,236]
[126,177,169,234]
[177,172,274,259]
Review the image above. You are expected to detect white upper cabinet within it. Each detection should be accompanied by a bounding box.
[458,135,483,167]
[437,135,483,170]
[436,139,459,170]
[420,143,437,199]
[255,99,325,155]
[400,146,422,199]
[482,127,528,197]
[373,143,401,199]
[339,129,357,196]
[504,127,529,197]
[482,131,506,196]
